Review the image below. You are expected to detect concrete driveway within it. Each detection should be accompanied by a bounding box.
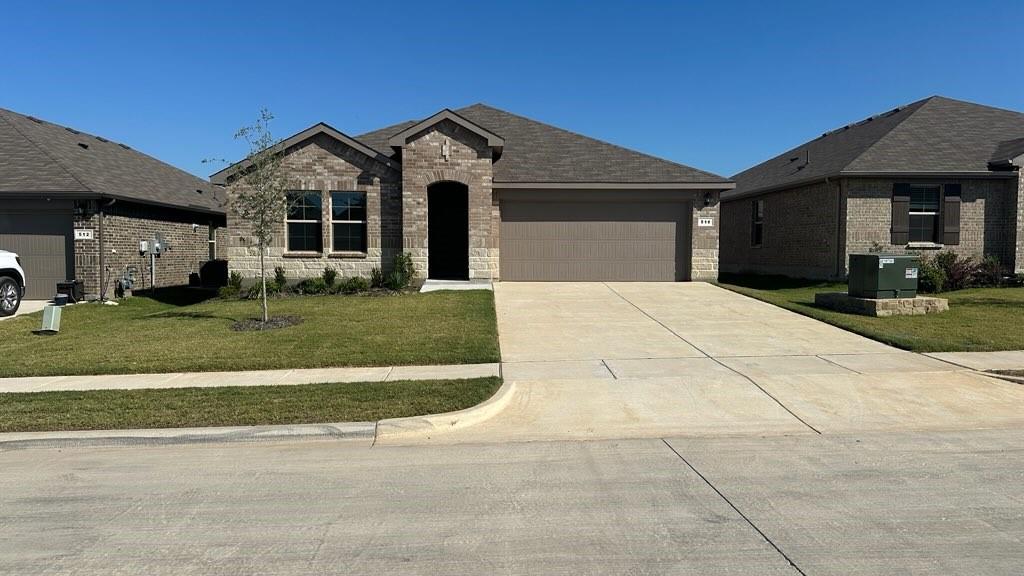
[380,282,1024,444]
[0,299,46,321]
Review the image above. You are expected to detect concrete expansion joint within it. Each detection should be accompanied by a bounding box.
[815,354,863,374]
[661,438,810,576]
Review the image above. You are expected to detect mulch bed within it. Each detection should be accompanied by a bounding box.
[231,315,303,332]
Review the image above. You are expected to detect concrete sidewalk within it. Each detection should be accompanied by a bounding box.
[925,350,1024,371]
[0,363,500,393]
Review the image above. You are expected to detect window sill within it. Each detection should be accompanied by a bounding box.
[906,242,944,250]
[328,251,368,259]
[282,251,323,258]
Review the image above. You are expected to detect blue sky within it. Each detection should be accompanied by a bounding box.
[2,1,1021,179]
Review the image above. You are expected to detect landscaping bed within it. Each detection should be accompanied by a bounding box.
[0,288,500,377]
[0,377,502,432]
[718,274,1024,352]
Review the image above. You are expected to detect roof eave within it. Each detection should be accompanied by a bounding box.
[210,122,398,185]
[495,181,734,190]
[725,170,1019,201]
[387,109,505,149]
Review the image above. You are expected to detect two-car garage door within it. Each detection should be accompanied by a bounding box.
[500,201,691,281]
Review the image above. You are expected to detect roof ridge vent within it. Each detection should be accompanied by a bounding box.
[27,116,43,124]
[65,127,81,134]
[95,136,109,143]
[118,143,130,150]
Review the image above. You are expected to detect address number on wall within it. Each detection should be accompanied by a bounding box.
[698,217,714,227]
[74,229,95,240]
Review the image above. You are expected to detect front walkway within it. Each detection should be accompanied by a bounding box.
[0,363,499,393]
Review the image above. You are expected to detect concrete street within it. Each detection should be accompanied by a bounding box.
[2,429,1022,575]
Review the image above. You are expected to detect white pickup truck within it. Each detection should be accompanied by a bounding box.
[0,249,26,316]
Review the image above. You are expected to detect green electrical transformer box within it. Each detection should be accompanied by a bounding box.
[848,254,919,299]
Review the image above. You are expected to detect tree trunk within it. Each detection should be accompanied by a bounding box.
[259,245,268,325]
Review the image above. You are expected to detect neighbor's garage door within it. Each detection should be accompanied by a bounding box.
[500,201,691,281]
[0,209,74,299]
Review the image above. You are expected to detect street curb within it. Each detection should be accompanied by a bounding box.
[375,379,516,440]
[0,422,376,451]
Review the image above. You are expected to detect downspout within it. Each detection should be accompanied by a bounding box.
[98,197,114,300]
[826,176,843,280]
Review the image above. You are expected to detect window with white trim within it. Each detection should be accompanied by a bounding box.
[908,185,940,243]
[286,191,323,252]
[330,191,367,253]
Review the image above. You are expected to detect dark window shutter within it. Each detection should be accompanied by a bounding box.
[891,183,910,245]
[943,184,961,245]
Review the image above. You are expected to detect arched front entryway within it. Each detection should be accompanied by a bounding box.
[427,181,469,280]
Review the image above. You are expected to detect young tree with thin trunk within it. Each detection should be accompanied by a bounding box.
[230,109,286,325]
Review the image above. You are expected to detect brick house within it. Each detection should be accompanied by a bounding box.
[720,96,1024,279]
[0,107,226,299]
[213,105,733,283]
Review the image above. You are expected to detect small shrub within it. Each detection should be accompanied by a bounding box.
[382,252,417,291]
[274,266,288,288]
[228,271,243,291]
[973,256,1003,287]
[296,277,328,295]
[1015,273,1024,288]
[384,270,407,291]
[934,251,977,292]
[340,276,370,294]
[393,252,416,282]
[218,285,241,299]
[322,267,338,289]
[370,267,384,289]
[917,256,946,294]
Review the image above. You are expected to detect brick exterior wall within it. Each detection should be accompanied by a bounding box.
[399,120,498,280]
[74,200,223,298]
[720,180,843,279]
[224,134,401,282]
[1016,173,1024,274]
[845,177,1018,273]
[721,176,1020,280]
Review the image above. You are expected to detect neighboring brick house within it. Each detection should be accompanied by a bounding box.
[0,108,226,299]
[214,105,733,283]
[721,96,1024,279]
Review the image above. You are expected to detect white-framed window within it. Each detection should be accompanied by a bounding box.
[330,191,367,253]
[908,185,940,243]
[286,191,323,252]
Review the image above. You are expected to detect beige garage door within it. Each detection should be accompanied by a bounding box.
[0,211,74,299]
[500,201,691,281]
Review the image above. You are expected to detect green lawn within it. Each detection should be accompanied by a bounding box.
[0,289,500,377]
[0,377,502,432]
[718,275,1024,353]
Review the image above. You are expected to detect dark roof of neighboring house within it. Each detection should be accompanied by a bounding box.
[0,107,223,214]
[356,103,730,185]
[991,137,1024,166]
[727,96,1024,200]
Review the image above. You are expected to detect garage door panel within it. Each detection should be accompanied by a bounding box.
[500,201,690,282]
[0,210,73,299]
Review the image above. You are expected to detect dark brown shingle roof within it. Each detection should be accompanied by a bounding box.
[0,108,223,213]
[356,103,730,185]
[728,96,1024,199]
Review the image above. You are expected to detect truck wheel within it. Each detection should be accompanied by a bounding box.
[0,276,21,317]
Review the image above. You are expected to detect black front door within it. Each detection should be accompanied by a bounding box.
[427,182,469,280]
